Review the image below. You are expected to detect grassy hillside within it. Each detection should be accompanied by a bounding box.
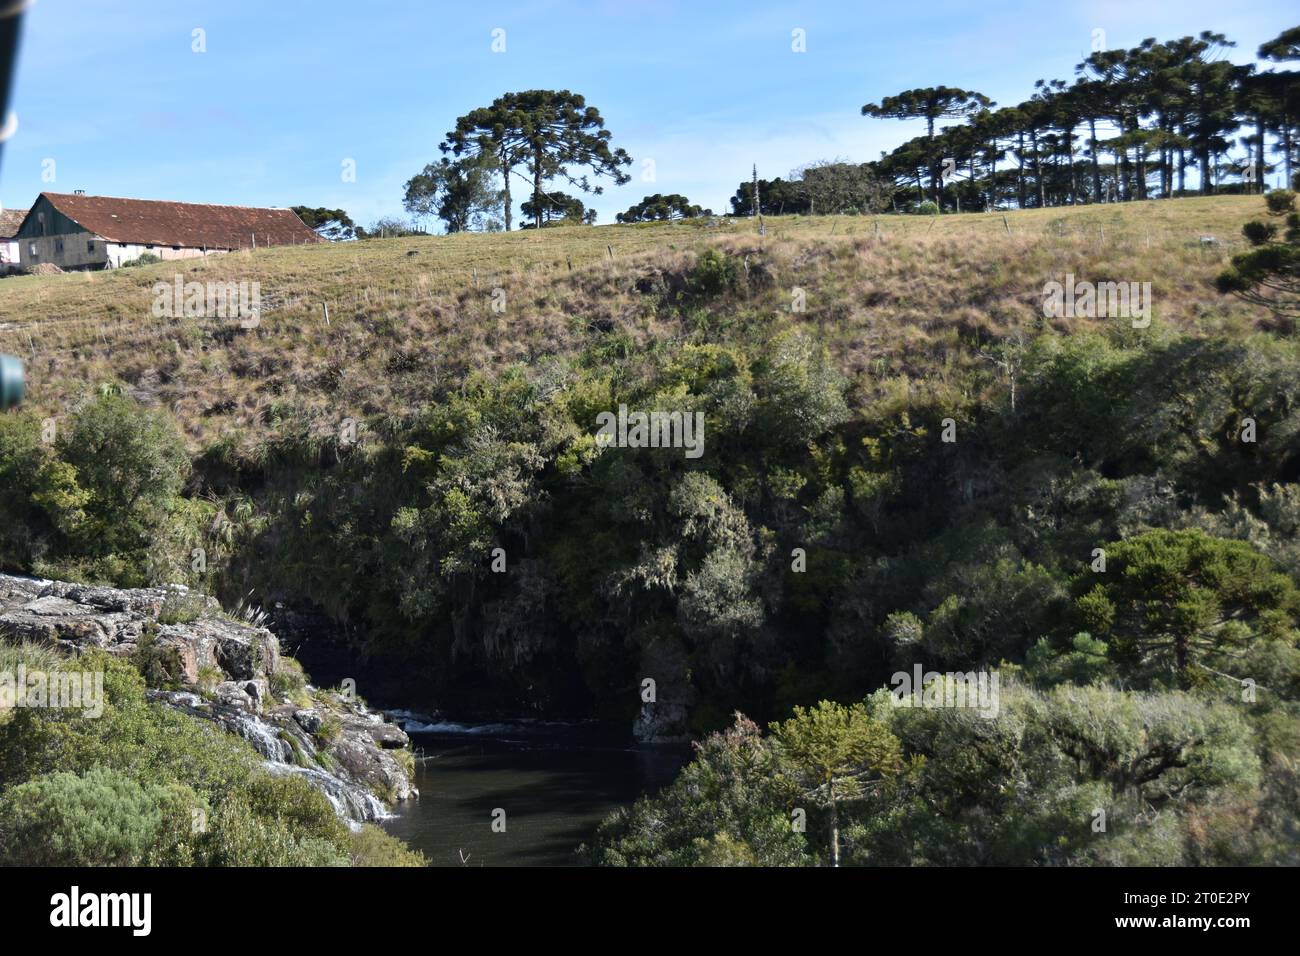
[0,196,1275,461]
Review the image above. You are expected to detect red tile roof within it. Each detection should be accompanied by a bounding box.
[0,208,27,238]
[37,192,323,249]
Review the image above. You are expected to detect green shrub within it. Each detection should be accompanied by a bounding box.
[55,394,190,583]
[121,252,162,267]
[130,628,185,689]
[158,590,208,625]
[0,767,198,866]
[0,414,88,572]
[585,715,811,866]
[238,773,349,844]
[349,824,427,867]
[268,657,309,702]
[1264,188,1296,215]
[202,795,347,867]
[195,664,223,699]
[315,715,343,745]
[1242,220,1277,245]
[392,746,416,779]
[688,247,738,298]
[0,639,66,683]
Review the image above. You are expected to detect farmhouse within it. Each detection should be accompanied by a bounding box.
[14,191,323,271]
[0,207,26,270]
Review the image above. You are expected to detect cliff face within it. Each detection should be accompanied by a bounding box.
[0,573,416,825]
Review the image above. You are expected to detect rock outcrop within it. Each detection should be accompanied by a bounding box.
[632,699,691,744]
[0,573,415,826]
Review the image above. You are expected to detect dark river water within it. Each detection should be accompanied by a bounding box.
[378,718,689,867]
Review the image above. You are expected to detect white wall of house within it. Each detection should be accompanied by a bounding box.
[105,243,226,267]
[0,239,18,267]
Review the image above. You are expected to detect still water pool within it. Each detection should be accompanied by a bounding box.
[379,719,688,867]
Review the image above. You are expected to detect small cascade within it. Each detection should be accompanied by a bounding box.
[149,690,396,827]
[228,712,293,764]
[264,763,392,829]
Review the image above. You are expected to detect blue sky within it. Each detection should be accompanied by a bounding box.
[1,0,1295,228]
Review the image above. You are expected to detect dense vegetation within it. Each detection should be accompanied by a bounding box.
[0,643,422,866]
[581,197,1300,863]
[585,678,1296,866]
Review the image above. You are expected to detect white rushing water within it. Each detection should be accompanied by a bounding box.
[264,763,392,830]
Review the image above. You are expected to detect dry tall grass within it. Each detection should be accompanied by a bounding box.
[0,195,1274,459]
